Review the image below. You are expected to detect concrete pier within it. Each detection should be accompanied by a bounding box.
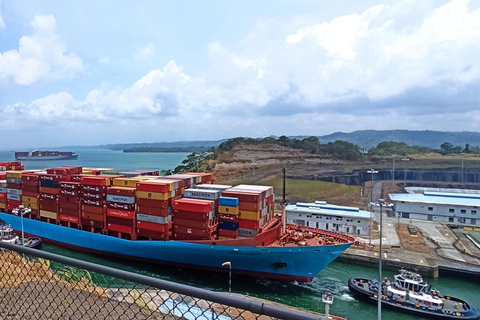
[343,209,480,281]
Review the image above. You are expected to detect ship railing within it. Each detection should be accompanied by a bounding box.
[0,241,332,320]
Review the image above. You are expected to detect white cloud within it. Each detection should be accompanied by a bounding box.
[2,0,480,142]
[135,43,156,61]
[0,15,83,86]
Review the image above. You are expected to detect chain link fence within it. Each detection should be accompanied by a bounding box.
[0,242,329,320]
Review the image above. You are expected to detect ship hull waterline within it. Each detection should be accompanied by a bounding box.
[15,155,79,161]
[0,212,352,283]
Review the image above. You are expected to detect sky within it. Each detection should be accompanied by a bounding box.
[1,0,480,149]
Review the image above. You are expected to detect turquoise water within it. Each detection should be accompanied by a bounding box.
[2,148,479,319]
[0,149,189,172]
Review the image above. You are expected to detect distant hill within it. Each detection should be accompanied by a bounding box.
[317,130,480,149]
[100,140,227,151]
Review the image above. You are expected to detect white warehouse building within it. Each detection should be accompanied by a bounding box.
[285,201,372,236]
[390,191,480,225]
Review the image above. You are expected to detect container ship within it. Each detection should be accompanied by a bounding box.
[14,151,78,161]
[0,161,355,282]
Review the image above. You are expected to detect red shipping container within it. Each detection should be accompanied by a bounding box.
[22,191,38,198]
[136,228,172,240]
[21,180,40,187]
[59,189,80,197]
[173,218,215,229]
[59,214,79,224]
[39,187,59,195]
[218,213,239,222]
[0,193,6,201]
[81,198,106,207]
[107,223,133,234]
[58,195,79,203]
[39,204,58,212]
[81,211,104,222]
[106,187,136,197]
[59,201,79,210]
[7,200,23,211]
[21,185,38,193]
[107,208,135,219]
[238,219,261,230]
[40,193,57,201]
[173,199,213,213]
[80,176,111,186]
[136,181,170,193]
[81,218,104,229]
[173,209,211,222]
[47,167,70,175]
[6,183,21,190]
[59,166,82,175]
[59,181,80,190]
[39,198,58,207]
[39,174,67,182]
[58,207,79,216]
[218,229,239,238]
[106,202,135,211]
[30,209,39,216]
[238,201,263,211]
[136,205,169,217]
[107,216,134,227]
[22,174,40,182]
[81,191,106,200]
[136,220,172,233]
[80,184,107,193]
[81,205,105,214]
[174,225,216,237]
[136,198,169,208]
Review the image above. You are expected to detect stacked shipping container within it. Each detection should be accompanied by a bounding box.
[1,162,279,243]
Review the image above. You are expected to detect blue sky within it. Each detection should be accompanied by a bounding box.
[1,0,479,149]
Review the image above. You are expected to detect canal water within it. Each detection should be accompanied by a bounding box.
[1,148,479,319]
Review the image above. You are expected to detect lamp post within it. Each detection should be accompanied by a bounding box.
[367,169,378,182]
[222,262,232,295]
[322,292,334,319]
[370,199,392,320]
[402,158,410,192]
[460,153,465,182]
[13,205,31,245]
[392,155,397,185]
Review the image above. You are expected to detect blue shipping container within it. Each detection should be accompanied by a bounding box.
[218,221,239,231]
[218,197,239,207]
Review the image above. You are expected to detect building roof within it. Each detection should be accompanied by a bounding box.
[285,201,373,219]
[389,191,480,207]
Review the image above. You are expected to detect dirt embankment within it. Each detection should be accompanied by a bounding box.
[210,144,362,184]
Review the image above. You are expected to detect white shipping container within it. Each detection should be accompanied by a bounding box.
[136,213,172,224]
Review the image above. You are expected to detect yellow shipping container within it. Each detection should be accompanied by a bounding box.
[218,205,239,215]
[238,210,261,221]
[113,177,150,188]
[0,203,5,209]
[23,202,38,210]
[40,210,57,219]
[22,196,38,204]
[136,191,170,201]
[6,171,23,179]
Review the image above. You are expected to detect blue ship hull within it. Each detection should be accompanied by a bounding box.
[0,212,352,282]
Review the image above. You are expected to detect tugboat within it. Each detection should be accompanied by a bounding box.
[0,223,42,249]
[348,269,480,319]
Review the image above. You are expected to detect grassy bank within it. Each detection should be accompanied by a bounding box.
[261,177,365,207]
